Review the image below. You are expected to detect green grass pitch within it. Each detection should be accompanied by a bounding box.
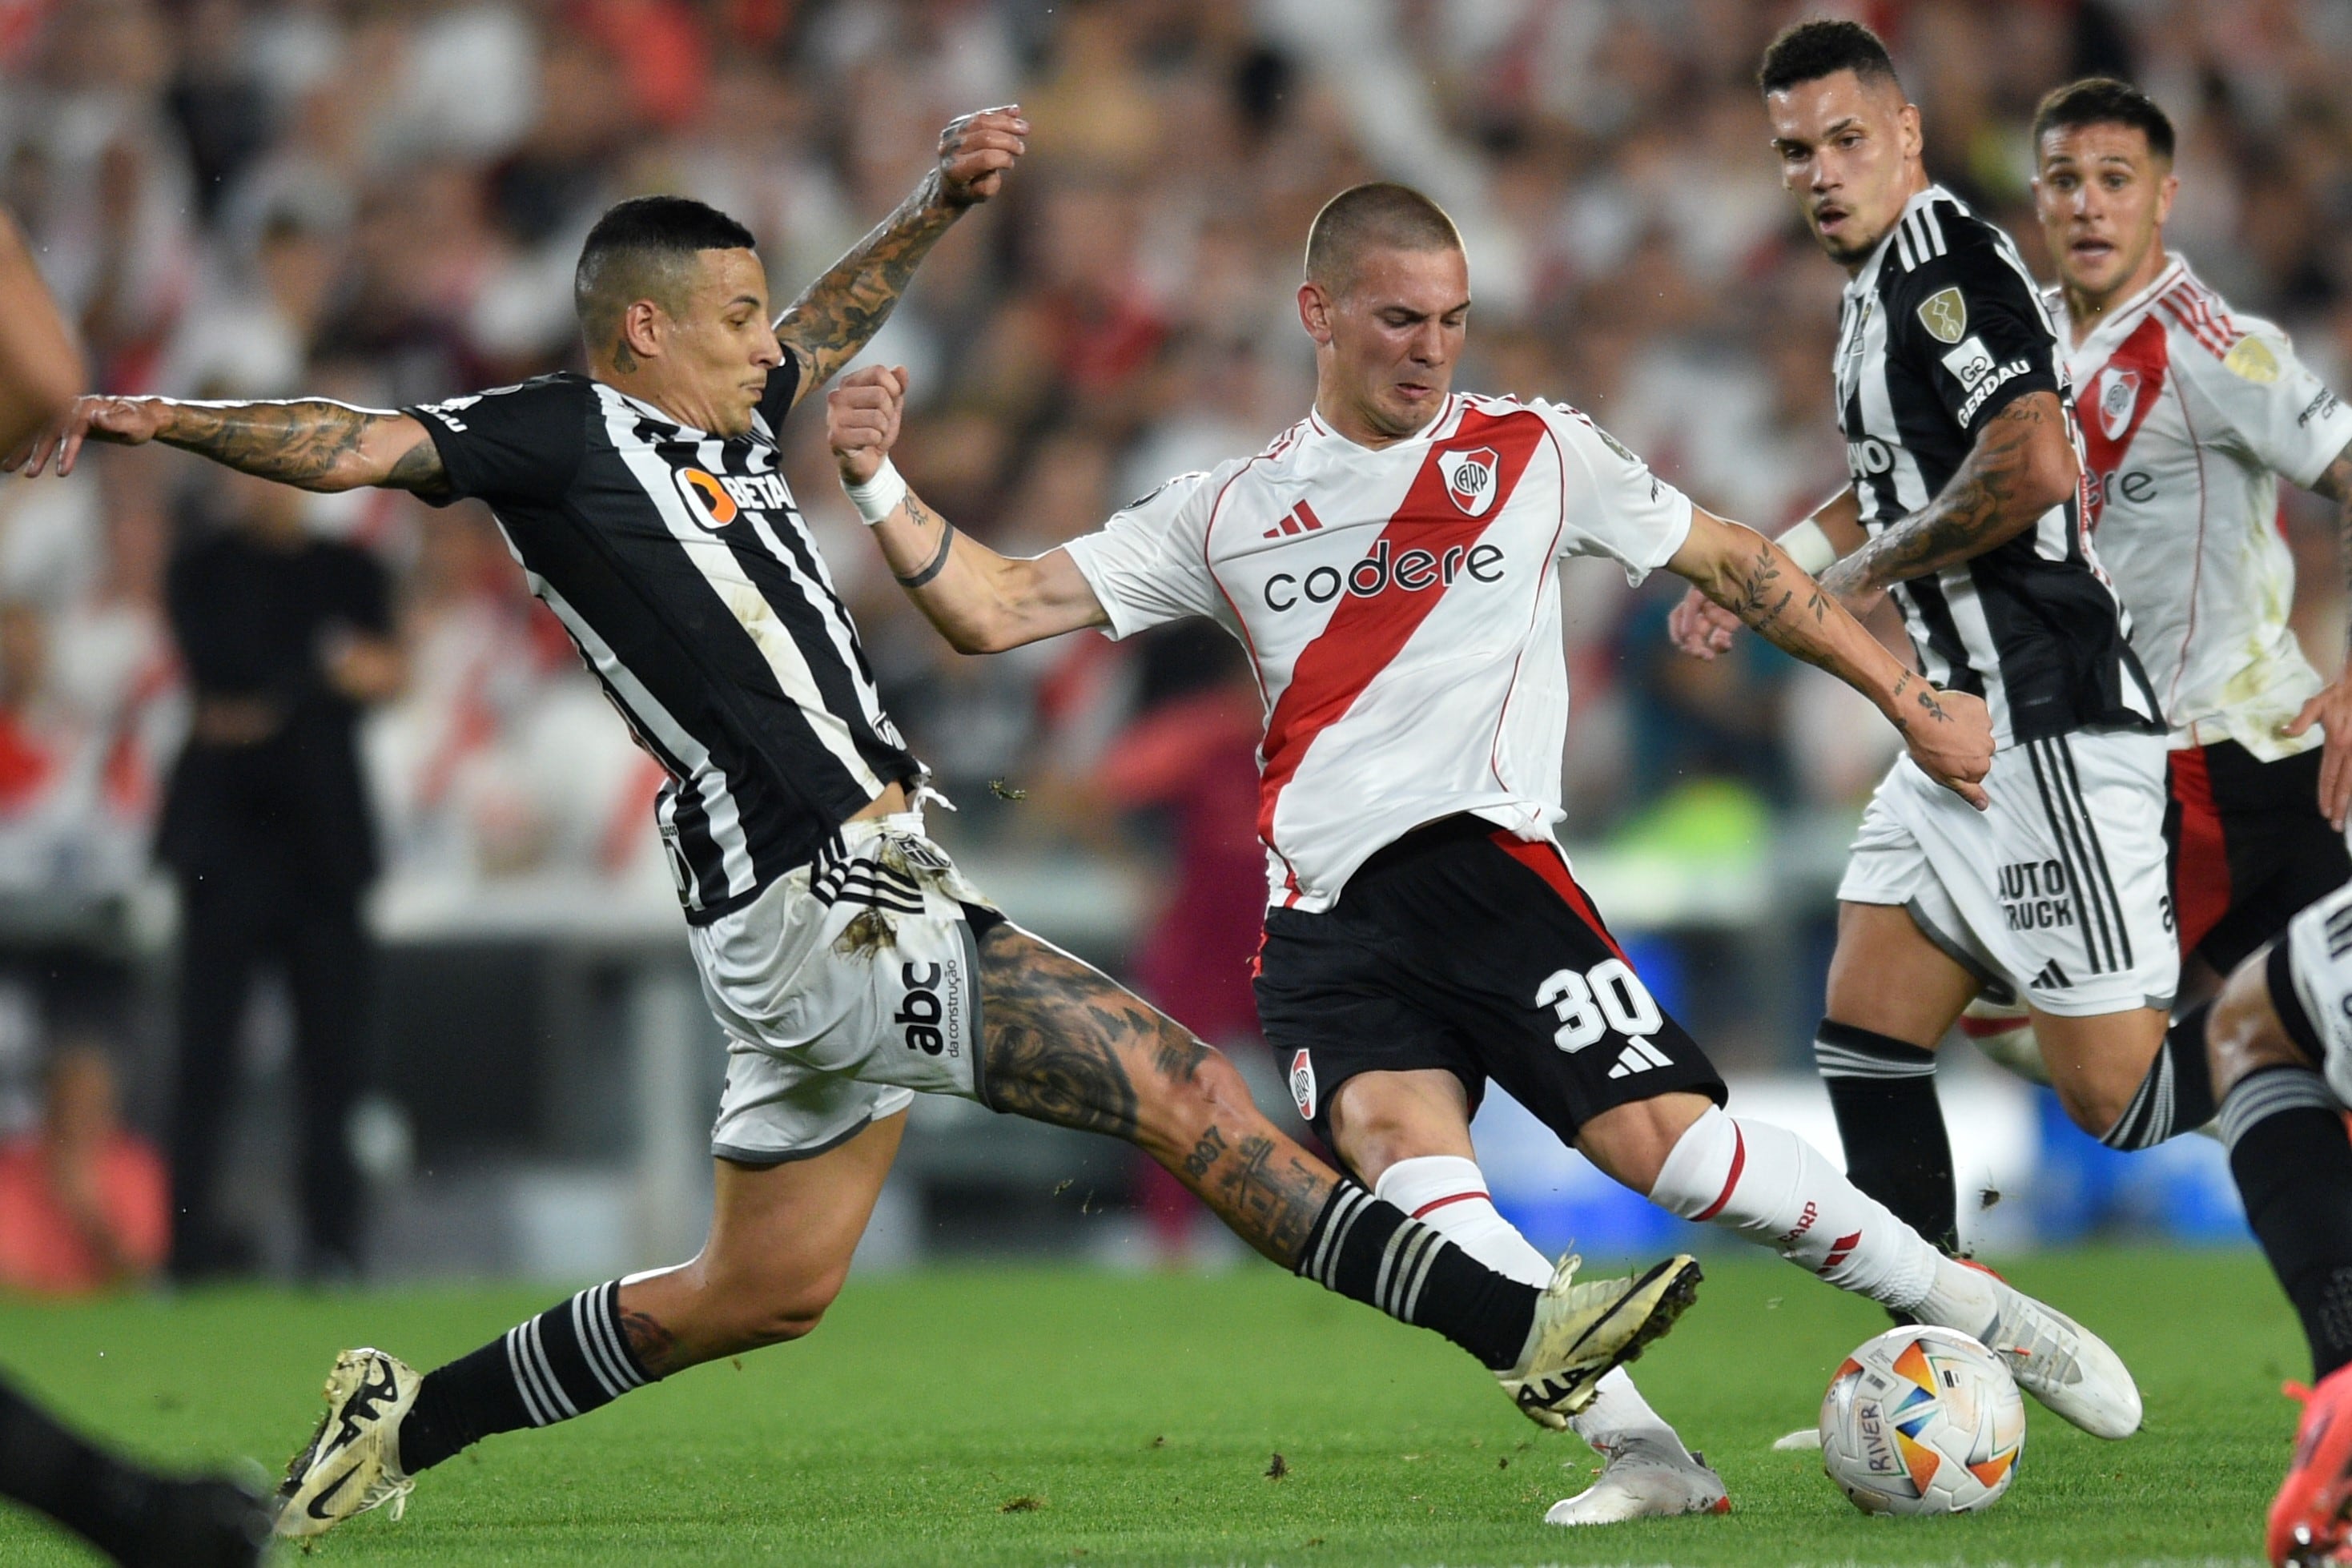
[0,1248,2306,1566]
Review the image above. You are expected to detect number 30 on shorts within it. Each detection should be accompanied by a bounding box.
[1534,959,1662,1052]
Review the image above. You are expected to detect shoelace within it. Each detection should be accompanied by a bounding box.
[1988,1301,2085,1388]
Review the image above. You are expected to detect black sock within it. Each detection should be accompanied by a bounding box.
[400,1279,658,1472]
[1814,1019,1957,1253]
[1294,1184,1538,1371]
[2221,1065,2352,1377]
[2101,1002,2220,1148]
[0,1374,158,1560]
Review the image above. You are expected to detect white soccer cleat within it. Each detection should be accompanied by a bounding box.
[1546,1437,1730,1526]
[1770,1426,1824,1451]
[1919,1262,2141,1439]
[275,1347,422,1538]
[1502,1252,1703,1429]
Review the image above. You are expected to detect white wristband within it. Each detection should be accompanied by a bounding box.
[1778,518,1838,576]
[843,458,907,526]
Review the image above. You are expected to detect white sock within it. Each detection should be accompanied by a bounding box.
[1374,1155,1691,1458]
[1648,1105,1939,1313]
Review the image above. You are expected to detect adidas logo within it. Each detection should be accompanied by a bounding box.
[2031,959,2071,991]
[1606,1036,1675,1079]
[1261,500,1326,540]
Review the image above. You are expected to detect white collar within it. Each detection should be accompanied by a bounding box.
[2067,251,2189,356]
[1302,394,1462,453]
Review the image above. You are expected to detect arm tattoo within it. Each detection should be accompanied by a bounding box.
[1827,394,2058,597]
[1705,529,1953,735]
[774,172,960,394]
[154,399,445,493]
[975,924,1330,1264]
[893,494,958,588]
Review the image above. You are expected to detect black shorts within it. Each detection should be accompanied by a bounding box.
[2167,742,2352,976]
[1254,814,1726,1158]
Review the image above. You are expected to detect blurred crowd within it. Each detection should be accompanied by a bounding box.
[3,0,2352,1272]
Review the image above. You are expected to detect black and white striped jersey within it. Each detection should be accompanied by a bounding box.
[1833,185,2160,744]
[408,365,920,921]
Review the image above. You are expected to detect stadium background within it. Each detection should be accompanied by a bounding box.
[0,0,2343,1285]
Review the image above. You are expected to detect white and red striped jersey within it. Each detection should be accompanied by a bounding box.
[2054,255,2352,758]
[1060,392,1691,911]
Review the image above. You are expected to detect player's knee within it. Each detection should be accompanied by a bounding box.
[1140,1027,1252,1136]
[2208,944,2304,1100]
[704,1260,850,1349]
[2050,1075,2139,1140]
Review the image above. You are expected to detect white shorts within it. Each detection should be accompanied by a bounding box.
[2281,882,2352,1106]
[1836,730,2177,1018]
[692,814,996,1165]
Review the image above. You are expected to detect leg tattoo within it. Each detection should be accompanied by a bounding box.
[978,923,1329,1263]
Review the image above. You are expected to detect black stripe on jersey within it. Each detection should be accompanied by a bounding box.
[1896,573,1984,699]
[2024,738,2117,975]
[751,496,907,772]
[2052,738,2133,970]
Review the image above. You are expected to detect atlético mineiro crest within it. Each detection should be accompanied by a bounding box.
[1289,1049,1317,1121]
[2098,369,2139,440]
[1437,446,1500,517]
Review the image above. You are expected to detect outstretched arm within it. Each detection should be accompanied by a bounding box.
[2284,436,2352,828]
[1818,390,2078,609]
[1668,484,1864,659]
[0,211,83,454]
[771,107,1027,405]
[1670,506,1992,809]
[6,394,445,494]
[826,365,1104,652]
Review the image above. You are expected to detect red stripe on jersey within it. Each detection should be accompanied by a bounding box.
[1489,829,1628,963]
[1252,408,1550,852]
[2167,744,2231,956]
[2157,296,2233,361]
[2078,314,2169,528]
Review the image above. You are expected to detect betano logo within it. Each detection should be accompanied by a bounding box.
[675,468,738,530]
[673,467,797,531]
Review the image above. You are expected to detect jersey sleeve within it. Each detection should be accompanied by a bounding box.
[2176,319,2352,490]
[1059,469,1227,640]
[404,376,590,506]
[1892,231,2063,435]
[1534,402,1694,583]
[756,353,802,433]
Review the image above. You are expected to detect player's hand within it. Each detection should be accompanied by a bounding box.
[934,106,1027,208]
[1667,585,1740,659]
[1900,685,1992,811]
[2284,674,2352,830]
[828,364,908,486]
[2,394,167,478]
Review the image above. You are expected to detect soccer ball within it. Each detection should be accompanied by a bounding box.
[1819,1325,2025,1514]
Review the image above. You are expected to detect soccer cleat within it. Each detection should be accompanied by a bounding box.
[1770,1426,1824,1451]
[274,1347,421,1538]
[1502,1253,1703,1429]
[2270,1365,2352,1566]
[1918,1261,2141,1439]
[1545,1437,1730,1526]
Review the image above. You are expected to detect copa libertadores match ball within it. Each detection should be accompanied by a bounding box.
[1819,1324,2026,1515]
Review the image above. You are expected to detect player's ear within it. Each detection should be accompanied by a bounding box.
[1896,101,1924,161]
[2155,169,2179,226]
[619,298,665,364]
[1297,280,1334,347]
